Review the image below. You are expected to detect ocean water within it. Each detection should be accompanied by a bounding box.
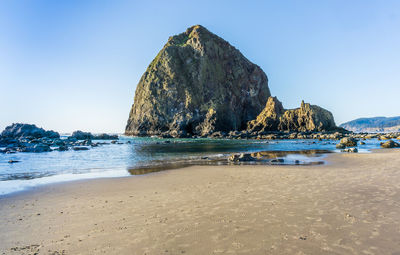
[0,136,383,196]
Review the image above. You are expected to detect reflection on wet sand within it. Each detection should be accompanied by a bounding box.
[127,149,330,175]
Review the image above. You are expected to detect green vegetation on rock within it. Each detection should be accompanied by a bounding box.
[125,25,271,137]
[125,25,338,137]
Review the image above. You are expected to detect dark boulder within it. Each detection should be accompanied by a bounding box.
[57,145,69,151]
[341,148,358,153]
[93,133,118,140]
[1,123,60,139]
[228,153,256,162]
[336,143,346,149]
[73,146,90,151]
[70,131,93,140]
[20,144,52,153]
[380,140,400,148]
[338,137,358,147]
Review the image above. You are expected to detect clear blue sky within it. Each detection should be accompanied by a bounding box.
[1,0,399,133]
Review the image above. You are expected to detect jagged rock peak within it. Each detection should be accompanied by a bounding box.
[125,25,271,137]
[247,97,337,133]
[247,97,285,133]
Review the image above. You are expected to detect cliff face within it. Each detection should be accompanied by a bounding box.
[125,25,271,137]
[247,97,336,133]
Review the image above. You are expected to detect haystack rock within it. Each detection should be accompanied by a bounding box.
[125,25,271,137]
[247,97,337,133]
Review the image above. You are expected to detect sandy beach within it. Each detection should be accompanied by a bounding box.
[1,149,400,255]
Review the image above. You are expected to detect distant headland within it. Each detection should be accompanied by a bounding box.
[340,116,400,133]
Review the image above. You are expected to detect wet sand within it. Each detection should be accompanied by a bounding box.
[1,149,400,254]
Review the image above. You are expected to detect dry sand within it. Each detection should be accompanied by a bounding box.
[1,149,400,255]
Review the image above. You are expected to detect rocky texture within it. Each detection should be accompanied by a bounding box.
[71,131,93,140]
[247,97,337,134]
[94,133,118,140]
[70,131,118,140]
[125,25,270,137]
[246,97,284,133]
[380,140,400,148]
[1,123,59,139]
[336,143,346,149]
[0,123,121,154]
[228,153,256,162]
[337,137,358,147]
[342,148,358,153]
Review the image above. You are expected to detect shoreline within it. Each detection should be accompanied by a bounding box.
[2,149,400,254]
[0,148,339,197]
[0,150,332,200]
[0,147,379,198]
[0,135,388,197]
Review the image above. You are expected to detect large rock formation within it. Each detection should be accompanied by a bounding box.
[125,25,271,137]
[247,97,336,133]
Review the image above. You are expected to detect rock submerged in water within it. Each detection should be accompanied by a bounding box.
[73,146,90,151]
[94,133,118,140]
[70,130,93,140]
[228,153,256,162]
[20,144,52,153]
[1,123,59,139]
[341,148,358,153]
[125,25,271,137]
[0,123,117,153]
[270,158,285,163]
[380,140,400,148]
[70,131,118,140]
[338,137,358,147]
[336,143,346,149]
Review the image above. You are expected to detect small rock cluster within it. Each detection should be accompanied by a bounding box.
[155,130,347,140]
[0,123,119,154]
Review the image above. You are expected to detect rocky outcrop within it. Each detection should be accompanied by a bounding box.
[1,123,59,139]
[380,140,400,148]
[71,130,93,140]
[70,131,118,140]
[338,137,358,147]
[0,123,121,154]
[336,137,358,149]
[247,97,337,134]
[246,97,284,133]
[125,25,270,137]
[94,133,118,140]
